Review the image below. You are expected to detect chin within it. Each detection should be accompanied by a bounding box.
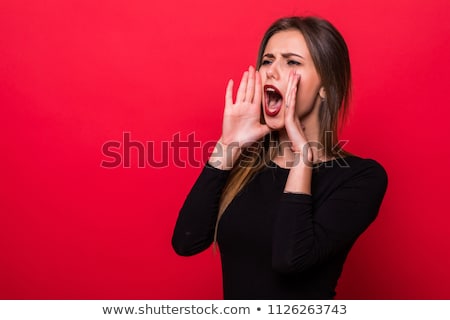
[263,115,285,131]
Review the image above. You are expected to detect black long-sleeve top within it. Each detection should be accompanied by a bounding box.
[172,156,388,299]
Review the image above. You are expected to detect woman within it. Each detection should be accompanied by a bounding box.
[172,16,388,299]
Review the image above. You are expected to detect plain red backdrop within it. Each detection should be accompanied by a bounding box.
[1,0,450,299]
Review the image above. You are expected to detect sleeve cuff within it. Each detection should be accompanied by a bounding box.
[281,192,313,204]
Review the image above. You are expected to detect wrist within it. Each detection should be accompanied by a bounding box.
[208,139,242,170]
[284,160,312,194]
[288,148,314,168]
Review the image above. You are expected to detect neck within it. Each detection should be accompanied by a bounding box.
[274,117,328,165]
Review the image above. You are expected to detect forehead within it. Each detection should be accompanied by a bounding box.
[264,29,309,56]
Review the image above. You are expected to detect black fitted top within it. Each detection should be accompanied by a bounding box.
[172,156,388,299]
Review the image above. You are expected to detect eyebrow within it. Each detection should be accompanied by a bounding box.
[263,52,305,59]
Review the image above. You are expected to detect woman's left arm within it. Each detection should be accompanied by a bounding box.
[272,159,388,273]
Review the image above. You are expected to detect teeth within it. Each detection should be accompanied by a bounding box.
[266,88,275,92]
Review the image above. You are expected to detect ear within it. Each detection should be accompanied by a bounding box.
[319,87,326,100]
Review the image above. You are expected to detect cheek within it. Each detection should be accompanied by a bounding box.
[295,88,320,115]
[297,77,321,102]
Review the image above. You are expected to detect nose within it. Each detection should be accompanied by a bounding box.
[266,62,280,80]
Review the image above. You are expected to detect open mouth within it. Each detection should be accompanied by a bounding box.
[264,85,283,116]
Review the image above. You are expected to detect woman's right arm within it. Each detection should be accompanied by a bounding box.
[172,66,269,256]
[171,160,231,256]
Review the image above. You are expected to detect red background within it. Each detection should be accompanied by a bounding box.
[1,0,450,299]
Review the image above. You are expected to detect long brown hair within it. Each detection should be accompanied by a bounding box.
[215,16,352,239]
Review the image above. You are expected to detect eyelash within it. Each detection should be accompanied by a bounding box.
[261,60,301,66]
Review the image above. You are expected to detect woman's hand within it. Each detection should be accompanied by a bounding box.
[284,71,313,165]
[208,66,270,170]
[283,71,313,194]
[220,66,270,148]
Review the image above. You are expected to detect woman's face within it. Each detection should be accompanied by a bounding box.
[259,29,324,130]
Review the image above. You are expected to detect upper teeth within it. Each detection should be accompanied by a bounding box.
[266,88,275,92]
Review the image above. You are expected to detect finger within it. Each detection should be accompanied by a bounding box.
[285,72,295,111]
[245,66,255,102]
[287,73,300,109]
[254,70,262,105]
[295,72,301,87]
[285,71,294,106]
[236,71,249,102]
[293,73,301,107]
[225,79,234,107]
[285,81,297,120]
[292,73,301,108]
[285,73,300,125]
[285,83,304,150]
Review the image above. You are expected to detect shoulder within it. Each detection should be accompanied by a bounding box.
[314,155,387,189]
[345,155,387,177]
[340,155,388,193]
[316,155,386,176]
[344,155,387,175]
[311,155,388,215]
[313,155,388,195]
